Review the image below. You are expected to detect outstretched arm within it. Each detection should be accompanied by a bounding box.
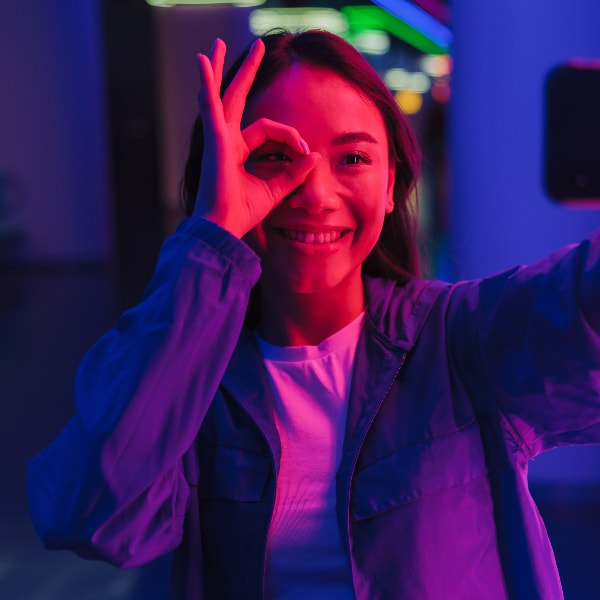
[449,229,600,458]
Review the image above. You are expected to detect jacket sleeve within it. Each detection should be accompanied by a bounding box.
[27,216,261,568]
[448,228,600,459]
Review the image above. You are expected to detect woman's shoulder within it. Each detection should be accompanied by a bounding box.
[364,276,452,348]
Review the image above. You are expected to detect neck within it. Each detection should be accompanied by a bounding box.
[257,278,366,347]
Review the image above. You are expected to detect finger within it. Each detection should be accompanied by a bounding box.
[196,52,224,135]
[210,38,226,94]
[222,38,265,124]
[266,152,321,206]
[243,118,311,158]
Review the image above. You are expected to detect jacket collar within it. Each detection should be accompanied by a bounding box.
[363,276,448,351]
[222,276,448,393]
[220,276,448,465]
[221,327,282,466]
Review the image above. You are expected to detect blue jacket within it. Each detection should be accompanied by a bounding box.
[28,217,600,599]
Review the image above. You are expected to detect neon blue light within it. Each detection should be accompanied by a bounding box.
[372,0,453,49]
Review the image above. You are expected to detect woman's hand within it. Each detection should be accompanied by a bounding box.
[193,38,320,238]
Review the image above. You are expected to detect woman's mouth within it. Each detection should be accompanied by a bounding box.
[276,228,349,245]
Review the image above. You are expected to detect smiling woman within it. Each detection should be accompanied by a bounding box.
[27,29,600,600]
[182,31,422,284]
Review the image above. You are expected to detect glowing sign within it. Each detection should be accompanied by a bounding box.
[342,5,450,55]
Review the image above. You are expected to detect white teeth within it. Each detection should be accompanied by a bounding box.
[280,229,343,244]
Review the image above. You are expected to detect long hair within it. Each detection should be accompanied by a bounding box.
[181,29,422,282]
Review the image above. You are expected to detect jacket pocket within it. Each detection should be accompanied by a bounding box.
[197,445,271,502]
[350,421,488,520]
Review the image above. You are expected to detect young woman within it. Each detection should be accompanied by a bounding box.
[28,30,600,599]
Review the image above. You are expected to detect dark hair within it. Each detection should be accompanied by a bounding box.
[181,29,422,282]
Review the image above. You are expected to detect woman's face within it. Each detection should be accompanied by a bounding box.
[243,63,395,296]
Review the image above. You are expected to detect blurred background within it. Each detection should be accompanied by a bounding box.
[1,0,600,598]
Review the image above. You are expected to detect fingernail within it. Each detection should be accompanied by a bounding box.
[250,38,263,53]
[210,38,220,54]
[300,138,310,155]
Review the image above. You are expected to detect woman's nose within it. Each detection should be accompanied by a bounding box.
[286,164,341,213]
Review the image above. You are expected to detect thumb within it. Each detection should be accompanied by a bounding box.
[266,152,321,206]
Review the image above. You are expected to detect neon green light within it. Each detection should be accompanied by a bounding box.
[342,6,448,55]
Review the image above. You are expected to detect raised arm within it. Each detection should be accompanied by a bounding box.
[27,37,318,568]
[27,218,260,567]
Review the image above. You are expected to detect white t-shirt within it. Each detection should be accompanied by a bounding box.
[256,312,365,599]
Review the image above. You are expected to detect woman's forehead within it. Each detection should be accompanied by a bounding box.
[244,62,383,128]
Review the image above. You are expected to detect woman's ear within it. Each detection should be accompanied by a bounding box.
[385,165,396,214]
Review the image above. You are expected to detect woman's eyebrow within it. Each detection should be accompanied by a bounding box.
[331,131,379,146]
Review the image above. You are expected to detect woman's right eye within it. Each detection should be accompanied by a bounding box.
[262,151,292,163]
[246,148,293,178]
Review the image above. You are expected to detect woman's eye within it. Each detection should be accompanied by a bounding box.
[263,151,292,163]
[246,148,293,179]
[340,152,371,166]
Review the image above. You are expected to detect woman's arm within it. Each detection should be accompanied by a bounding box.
[28,35,318,568]
[28,217,260,567]
[449,228,600,458]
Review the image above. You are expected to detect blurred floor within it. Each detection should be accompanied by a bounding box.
[2,263,600,599]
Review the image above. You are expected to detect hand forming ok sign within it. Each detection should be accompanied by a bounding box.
[193,38,321,238]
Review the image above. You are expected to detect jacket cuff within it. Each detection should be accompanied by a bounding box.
[175,216,261,283]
